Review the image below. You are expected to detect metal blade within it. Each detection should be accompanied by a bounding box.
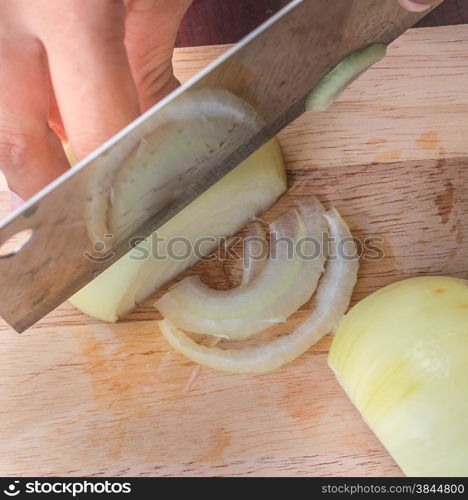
[0,0,440,331]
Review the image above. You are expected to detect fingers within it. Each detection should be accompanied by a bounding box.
[0,34,69,200]
[0,0,189,205]
[124,0,193,111]
[32,0,140,160]
[399,0,439,12]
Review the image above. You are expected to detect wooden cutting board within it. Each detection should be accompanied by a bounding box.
[1,25,468,477]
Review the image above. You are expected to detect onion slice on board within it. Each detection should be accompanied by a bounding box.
[155,199,328,339]
[159,208,359,373]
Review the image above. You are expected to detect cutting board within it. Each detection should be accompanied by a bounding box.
[1,25,468,477]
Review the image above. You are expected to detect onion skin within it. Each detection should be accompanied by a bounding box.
[328,276,468,477]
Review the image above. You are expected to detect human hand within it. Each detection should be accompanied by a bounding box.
[399,0,440,11]
[0,0,192,206]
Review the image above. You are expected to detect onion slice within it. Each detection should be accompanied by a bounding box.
[155,199,328,339]
[306,44,387,112]
[159,208,359,373]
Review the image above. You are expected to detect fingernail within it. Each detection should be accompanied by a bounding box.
[10,192,24,211]
[400,0,435,12]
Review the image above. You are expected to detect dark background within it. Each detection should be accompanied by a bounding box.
[176,0,468,47]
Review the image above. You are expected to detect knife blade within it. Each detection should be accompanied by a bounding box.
[0,0,440,332]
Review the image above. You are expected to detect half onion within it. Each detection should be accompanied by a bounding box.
[70,89,287,322]
[108,89,267,238]
[329,276,468,477]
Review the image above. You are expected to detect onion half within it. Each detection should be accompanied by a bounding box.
[70,90,287,322]
[159,208,359,373]
[108,89,267,238]
[329,276,468,477]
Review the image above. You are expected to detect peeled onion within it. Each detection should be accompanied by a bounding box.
[70,89,287,321]
[329,276,468,477]
[70,141,286,322]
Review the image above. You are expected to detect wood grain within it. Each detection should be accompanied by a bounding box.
[176,0,468,47]
[1,24,468,477]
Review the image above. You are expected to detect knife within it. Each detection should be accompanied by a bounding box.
[0,0,440,332]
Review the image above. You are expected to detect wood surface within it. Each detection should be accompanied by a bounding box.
[1,24,468,477]
[176,0,468,47]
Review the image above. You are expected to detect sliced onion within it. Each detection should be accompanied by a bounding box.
[159,208,359,373]
[108,89,266,238]
[70,139,286,322]
[174,221,265,353]
[71,88,287,322]
[83,88,267,246]
[155,198,328,339]
[306,44,387,112]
